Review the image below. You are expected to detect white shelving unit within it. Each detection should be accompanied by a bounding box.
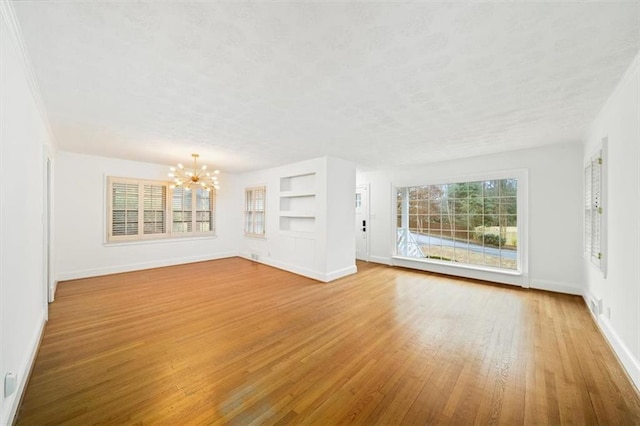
[278,173,316,235]
[240,156,355,282]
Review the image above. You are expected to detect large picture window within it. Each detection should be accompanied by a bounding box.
[396,178,519,271]
[107,177,215,242]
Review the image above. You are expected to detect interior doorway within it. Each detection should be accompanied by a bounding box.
[355,184,370,261]
[44,154,53,304]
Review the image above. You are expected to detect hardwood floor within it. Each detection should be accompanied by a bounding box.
[17,258,640,425]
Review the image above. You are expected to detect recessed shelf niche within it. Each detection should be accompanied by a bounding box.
[278,172,317,235]
[280,173,315,193]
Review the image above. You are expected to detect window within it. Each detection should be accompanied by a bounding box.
[172,187,215,234]
[109,177,168,241]
[244,186,266,237]
[585,147,605,271]
[107,177,215,242]
[144,184,167,235]
[171,187,193,233]
[396,178,519,272]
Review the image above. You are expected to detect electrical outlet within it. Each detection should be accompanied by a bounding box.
[4,372,17,397]
[607,307,611,319]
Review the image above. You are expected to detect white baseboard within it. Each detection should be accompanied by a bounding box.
[369,255,392,265]
[530,279,582,295]
[240,254,325,281]
[391,256,526,288]
[582,292,640,392]
[595,314,640,392]
[239,253,356,283]
[57,252,237,281]
[324,265,357,282]
[3,310,46,426]
[49,280,57,303]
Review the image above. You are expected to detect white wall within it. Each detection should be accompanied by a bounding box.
[0,10,53,425]
[357,142,584,294]
[238,156,356,282]
[325,157,356,276]
[583,53,640,390]
[54,152,241,280]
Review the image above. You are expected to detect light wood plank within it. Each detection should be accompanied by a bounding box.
[16,258,640,424]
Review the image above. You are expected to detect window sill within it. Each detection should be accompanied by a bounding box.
[391,255,522,276]
[244,234,267,240]
[104,234,218,247]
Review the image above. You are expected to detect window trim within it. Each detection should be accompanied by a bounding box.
[105,176,216,244]
[244,185,267,238]
[390,169,528,278]
[584,139,607,277]
[170,186,217,236]
[107,177,170,242]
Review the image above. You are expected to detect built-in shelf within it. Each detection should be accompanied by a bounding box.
[279,191,316,198]
[279,172,317,235]
[279,216,315,233]
[280,173,315,192]
[280,195,315,213]
[279,211,315,218]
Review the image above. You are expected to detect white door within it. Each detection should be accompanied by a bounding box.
[355,184,369,261]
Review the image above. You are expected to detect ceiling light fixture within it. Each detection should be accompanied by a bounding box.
[168,153,220,191]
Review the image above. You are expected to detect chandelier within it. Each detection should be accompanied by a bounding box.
[168,153,220,191]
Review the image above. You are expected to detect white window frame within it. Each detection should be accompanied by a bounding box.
[106,176,216,243]
[107,177,169,242]
[391,169,528,277]
[170,186,216,236]
[244,185,266,238]
[585,139,607,276]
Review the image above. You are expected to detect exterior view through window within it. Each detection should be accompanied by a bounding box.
[396,179,518,271]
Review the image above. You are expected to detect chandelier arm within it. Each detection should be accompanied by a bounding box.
[170,154,220,190]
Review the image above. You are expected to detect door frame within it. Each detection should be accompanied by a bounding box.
[355,184,370,261]
[43,149,55,304]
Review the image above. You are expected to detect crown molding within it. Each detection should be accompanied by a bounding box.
[0,0,58,152]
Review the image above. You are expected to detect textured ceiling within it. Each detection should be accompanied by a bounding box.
[12,1,640,172]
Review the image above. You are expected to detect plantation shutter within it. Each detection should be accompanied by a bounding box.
[585,149,603,269]
[108,178,169,241]
[245,188,254,234]
[244,186,266,236]
[172,188,193,233]
[591,151,602,266]
[584,163,593,256]
[195,188,215,233]
[111,182,139,237]
[108,177,217,241]
[254,186,265,235]
[143,184,167,235]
